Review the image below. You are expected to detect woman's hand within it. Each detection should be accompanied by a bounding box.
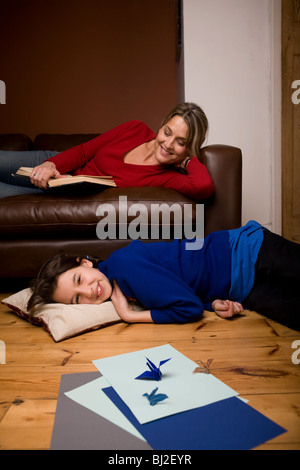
[212,299,244,319]
[30,161,61,189]
[111,280,152,323]
[174,156,192,172]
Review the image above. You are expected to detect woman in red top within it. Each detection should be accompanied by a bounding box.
[29,102,214,200]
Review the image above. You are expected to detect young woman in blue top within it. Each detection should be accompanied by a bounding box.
[27,221,300,331]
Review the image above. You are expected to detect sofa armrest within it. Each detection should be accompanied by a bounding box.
[200,145,242,235]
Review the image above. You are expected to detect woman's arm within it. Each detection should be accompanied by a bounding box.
[212,299,244,319]
[45,121,141,175]
[111,281,153,323]
[164,156,214,200]
[30,122,136,188]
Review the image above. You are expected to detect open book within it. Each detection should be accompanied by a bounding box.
[13,167,117,190]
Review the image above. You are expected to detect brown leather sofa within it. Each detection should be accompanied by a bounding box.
[0,133,242,288]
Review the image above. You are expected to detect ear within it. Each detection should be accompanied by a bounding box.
[78,258,93,268]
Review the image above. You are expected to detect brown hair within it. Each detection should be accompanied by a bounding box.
[160,102,208,158]
[27,254,101,312]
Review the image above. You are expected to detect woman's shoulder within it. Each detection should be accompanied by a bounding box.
[115,120,156,141]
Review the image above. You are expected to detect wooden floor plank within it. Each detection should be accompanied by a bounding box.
[0,399,56,450]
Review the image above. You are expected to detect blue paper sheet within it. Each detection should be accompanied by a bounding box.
[103,387,286,450]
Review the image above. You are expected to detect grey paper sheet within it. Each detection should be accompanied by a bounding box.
[50,372,152,450]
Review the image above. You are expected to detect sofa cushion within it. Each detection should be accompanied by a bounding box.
[0,186,198,238]
[0,134,33,151]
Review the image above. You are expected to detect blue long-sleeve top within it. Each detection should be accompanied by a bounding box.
[98,221,264,324]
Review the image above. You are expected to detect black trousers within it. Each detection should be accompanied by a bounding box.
[243,230,300,330]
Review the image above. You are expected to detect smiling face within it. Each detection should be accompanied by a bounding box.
[53,259,112,305]
[154,115,189,165]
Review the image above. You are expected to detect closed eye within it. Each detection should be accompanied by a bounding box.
[164,126,186,147]
[71,273,82,304]
[75,275,81,303]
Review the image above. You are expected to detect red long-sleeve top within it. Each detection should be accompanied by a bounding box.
[46,120,214,200]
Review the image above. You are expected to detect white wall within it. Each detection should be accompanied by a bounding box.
[181,0,281,231]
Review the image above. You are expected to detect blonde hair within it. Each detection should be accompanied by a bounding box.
[160,102,208,158]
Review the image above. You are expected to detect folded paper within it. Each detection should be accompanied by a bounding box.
[193,358,214,374]
[143,387,168,406]
[135,357,171,381]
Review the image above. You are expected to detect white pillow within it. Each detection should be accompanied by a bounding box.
[1,288,122,342]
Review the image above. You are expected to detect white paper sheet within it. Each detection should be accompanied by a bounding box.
[93,344,238,424]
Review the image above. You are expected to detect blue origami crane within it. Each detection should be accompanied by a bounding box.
[135,357,171,381]
[143,387,168,406]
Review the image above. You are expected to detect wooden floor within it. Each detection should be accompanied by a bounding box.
[0,291,299,450]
